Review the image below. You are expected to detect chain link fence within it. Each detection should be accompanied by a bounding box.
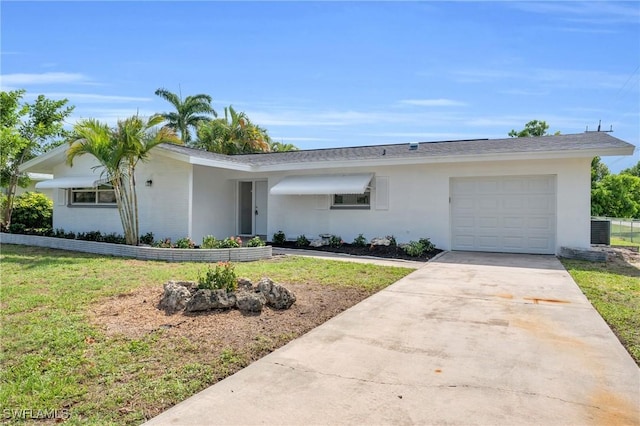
[592,216,640,246]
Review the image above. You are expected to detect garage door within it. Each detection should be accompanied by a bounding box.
[451,175,556,254]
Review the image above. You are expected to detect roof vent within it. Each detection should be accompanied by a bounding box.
[409,142,418,151]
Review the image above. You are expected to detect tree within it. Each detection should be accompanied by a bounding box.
[591,156,610,186]
[591,174,640,218]
[1,90,74,226]
[620,160,640,177]
[508,120,558,137]
[195,106,273,154]
[154,88,216,145]
[269,141,299,152]
[67,115,180,245]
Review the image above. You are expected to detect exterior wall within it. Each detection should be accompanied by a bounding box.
[266,157,592,253]
[50,152,192,241]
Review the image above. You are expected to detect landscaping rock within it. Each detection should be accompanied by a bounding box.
[237,277,253,291]
[309,239,326,247]
[257,277,297,309]
[235,291,266,313]
[159,281,193,313]
[185,289,237,312]
[371,237,391,246]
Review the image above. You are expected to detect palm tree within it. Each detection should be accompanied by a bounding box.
[269,141,298,152]
[154,88,216,145]
[67,115,180,245]
[195,106,272,154]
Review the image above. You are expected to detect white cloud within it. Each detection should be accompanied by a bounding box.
[509,2,640,25]
[1,72,89,87]
[397,99,468,107]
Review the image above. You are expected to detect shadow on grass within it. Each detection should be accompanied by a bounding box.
[1,244,104,269]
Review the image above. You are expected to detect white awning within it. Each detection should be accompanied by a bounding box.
[35,176,109,189]
[270,173,374,195]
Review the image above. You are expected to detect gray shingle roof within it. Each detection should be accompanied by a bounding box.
[159,132,634,167]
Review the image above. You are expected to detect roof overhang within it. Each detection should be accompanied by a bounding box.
[270,173,374,195]
[35,176,110,189]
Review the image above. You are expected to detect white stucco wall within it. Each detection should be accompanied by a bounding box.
[50,152,192,241]
[265,157,592,253]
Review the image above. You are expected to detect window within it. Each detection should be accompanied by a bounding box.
[70,185,116,206]
[331,190,370,209]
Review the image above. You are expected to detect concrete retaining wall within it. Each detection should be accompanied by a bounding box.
[0,233,271,262]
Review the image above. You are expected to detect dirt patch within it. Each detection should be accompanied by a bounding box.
[89,281,372,344]
[591,245,640,272]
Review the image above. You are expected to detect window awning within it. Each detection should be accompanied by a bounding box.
[35,176,110,189]
[270,173,374,195]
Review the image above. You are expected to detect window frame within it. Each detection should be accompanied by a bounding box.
[69,185,117,207]
[330,190,371,210]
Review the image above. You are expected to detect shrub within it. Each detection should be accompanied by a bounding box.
[175,237,196,249]
[140,232,155,245]
[402,237,435,257]
[328,235,343,248]
[296,234,310,247]
[11,192,53,228]
[272,230,286,245]
[198,262,237,292]
[64,231,76,239]
[8,223,26,234]
[78,230,103,242]
[387,235,397,247]
[154,238,172,248]
[219,236,242,248]
[353,234,367,247]
[103,233,126,244]
[247,236,265,247]
[201,235,219,249]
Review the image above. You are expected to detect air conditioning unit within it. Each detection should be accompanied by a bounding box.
[590,219,611,245]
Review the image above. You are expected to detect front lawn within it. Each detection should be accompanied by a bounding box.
[561,255,640,365]
[0,245,412,425]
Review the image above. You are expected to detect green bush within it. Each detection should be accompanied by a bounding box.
[198,262,237,292]
[352,234,367,247]
[202,235,218,249]
[11,192,53,228]
[219,236,242,248]
[272,230,286,244]
[296,234,310,247]
[328,235,343,248]
[140,232,155,245]
[402,237,435,257]
[175,237,196,249]
[247,236,265,247]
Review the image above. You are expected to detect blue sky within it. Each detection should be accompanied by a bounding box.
[2,1,639,172]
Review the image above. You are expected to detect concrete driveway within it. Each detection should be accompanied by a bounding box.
[145,252,640,425]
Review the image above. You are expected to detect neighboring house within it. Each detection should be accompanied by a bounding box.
[19,132,634,255]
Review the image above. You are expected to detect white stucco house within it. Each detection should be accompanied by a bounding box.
[19,132,634,255]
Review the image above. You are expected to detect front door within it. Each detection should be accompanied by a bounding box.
[238,181,268,236]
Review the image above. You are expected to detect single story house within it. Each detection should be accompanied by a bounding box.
[19,132,634,255]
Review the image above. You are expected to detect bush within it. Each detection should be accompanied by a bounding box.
[296,234,310,247]
[140,232,154,245]
[272,230,286,245]
[352,234,367,247]
[198,262,237,292]
[402,237,435,257]
[103,233,126,244]
[154,238,172,248]
[247,236,265,247]
[387,235,397,247]
[328,235,343,248]
[8,223,26,234]
[175,237,196,249]
[219,236,242,248]
[11,192,53,228]
[201,235,218,249]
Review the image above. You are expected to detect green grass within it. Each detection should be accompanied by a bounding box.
[561,258,640,364]
[610,222,640,245]
[610,237,640,248]
[0,245,412,425]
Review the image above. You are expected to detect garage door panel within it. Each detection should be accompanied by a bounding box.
[451,175,556,254]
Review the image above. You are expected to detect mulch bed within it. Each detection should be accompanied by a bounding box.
[270,242,442,262]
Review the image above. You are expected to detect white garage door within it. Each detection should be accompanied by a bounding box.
[451,175,556,254]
